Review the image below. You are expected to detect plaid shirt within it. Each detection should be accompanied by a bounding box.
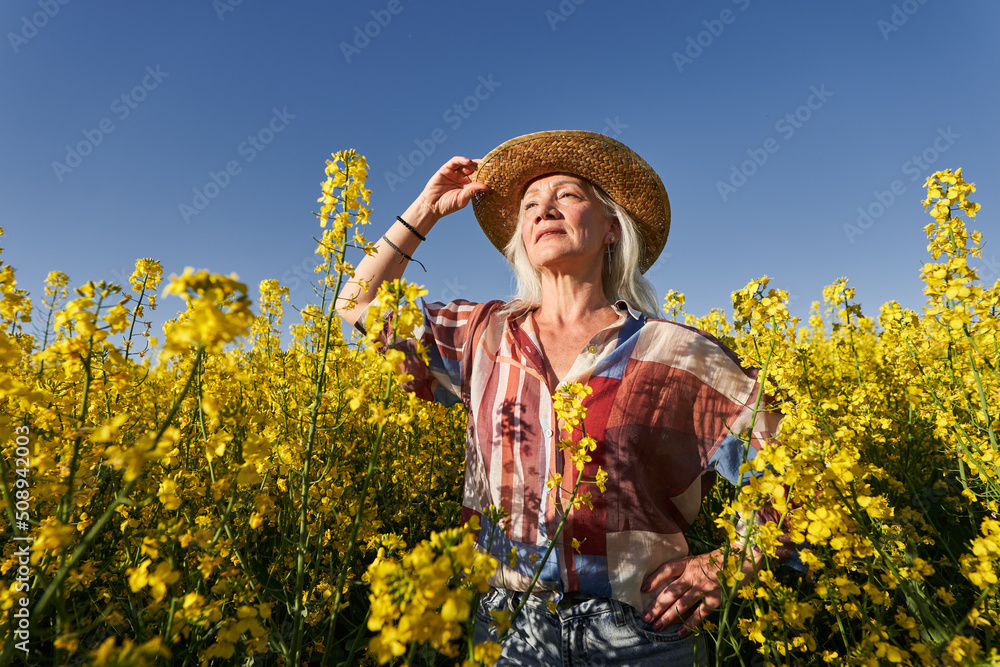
[387,298,784,611]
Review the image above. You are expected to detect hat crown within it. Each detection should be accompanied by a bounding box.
[472,130,670,273]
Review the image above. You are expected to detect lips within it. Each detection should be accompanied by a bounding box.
[534,228,564,243]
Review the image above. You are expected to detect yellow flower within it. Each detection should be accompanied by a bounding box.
[663,290,686,320]
[157,478,182,510]
[161,268,254,357]
[594,466,608,493]
[128,560,150,593]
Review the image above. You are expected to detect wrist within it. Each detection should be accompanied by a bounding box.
[407,197,442,231]
[396,216,426,242]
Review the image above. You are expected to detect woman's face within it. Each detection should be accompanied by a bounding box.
[519,173,617,274]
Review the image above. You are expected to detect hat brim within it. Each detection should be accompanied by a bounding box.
[471,130,670,273]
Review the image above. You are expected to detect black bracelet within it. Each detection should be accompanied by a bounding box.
[396,215,427,242]
[382,234,427,272]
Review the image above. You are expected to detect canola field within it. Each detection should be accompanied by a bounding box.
[0,154,997,666]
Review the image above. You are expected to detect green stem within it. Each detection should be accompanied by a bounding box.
[967,351,997,453]
[326,375,393,646]
[290,172,355,665]
[123,281,148,364]
[713,336,775,663]
[33,348,204,620]
[503,461,586,635]
[59,329,96,523]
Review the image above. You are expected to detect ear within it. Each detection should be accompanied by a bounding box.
[605,222,620,244]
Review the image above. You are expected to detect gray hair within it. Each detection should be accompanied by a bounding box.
[501,179,660,318]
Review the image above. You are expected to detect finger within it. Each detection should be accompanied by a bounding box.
[650,588,702,630]
[699,589,722,612]
[452,161,478,176]
[642,591,669,624]
[442,156,473,169]
[642,578,688,625]
[432,157,474,182]
[641,562,687,622]
[439,158,483,187]
[641,560,683,594]
[677,600,713,638]
[455,182,489,207]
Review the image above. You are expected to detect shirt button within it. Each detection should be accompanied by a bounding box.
[545,428,554,438]
[588,345,597,354]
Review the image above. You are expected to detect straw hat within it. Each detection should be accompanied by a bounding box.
[471,130,670,273]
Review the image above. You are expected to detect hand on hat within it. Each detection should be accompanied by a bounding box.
[416,156,490,221]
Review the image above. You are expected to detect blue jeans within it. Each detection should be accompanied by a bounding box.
[473,587,708,666]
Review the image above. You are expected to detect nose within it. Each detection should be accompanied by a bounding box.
[532,196,559,222]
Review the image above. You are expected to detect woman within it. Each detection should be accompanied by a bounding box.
[337,131,785,665]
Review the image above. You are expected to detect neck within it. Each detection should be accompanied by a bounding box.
[534,273,613,326]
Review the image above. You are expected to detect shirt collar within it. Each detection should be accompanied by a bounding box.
[503,299,644,341]
[614,299,644,322]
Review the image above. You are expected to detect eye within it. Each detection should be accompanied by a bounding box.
[523,201,536,210]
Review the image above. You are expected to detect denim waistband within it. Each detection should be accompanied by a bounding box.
[502,588,626,621]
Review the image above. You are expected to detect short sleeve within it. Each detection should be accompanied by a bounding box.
[704,376,784,489]
[370,299,494,408]
[649,323,780,488]
[691,339,794,562]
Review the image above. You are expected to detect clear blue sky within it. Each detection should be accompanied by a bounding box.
[3,1,998,337]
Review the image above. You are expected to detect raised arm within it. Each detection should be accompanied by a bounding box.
[336,156,488,327]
